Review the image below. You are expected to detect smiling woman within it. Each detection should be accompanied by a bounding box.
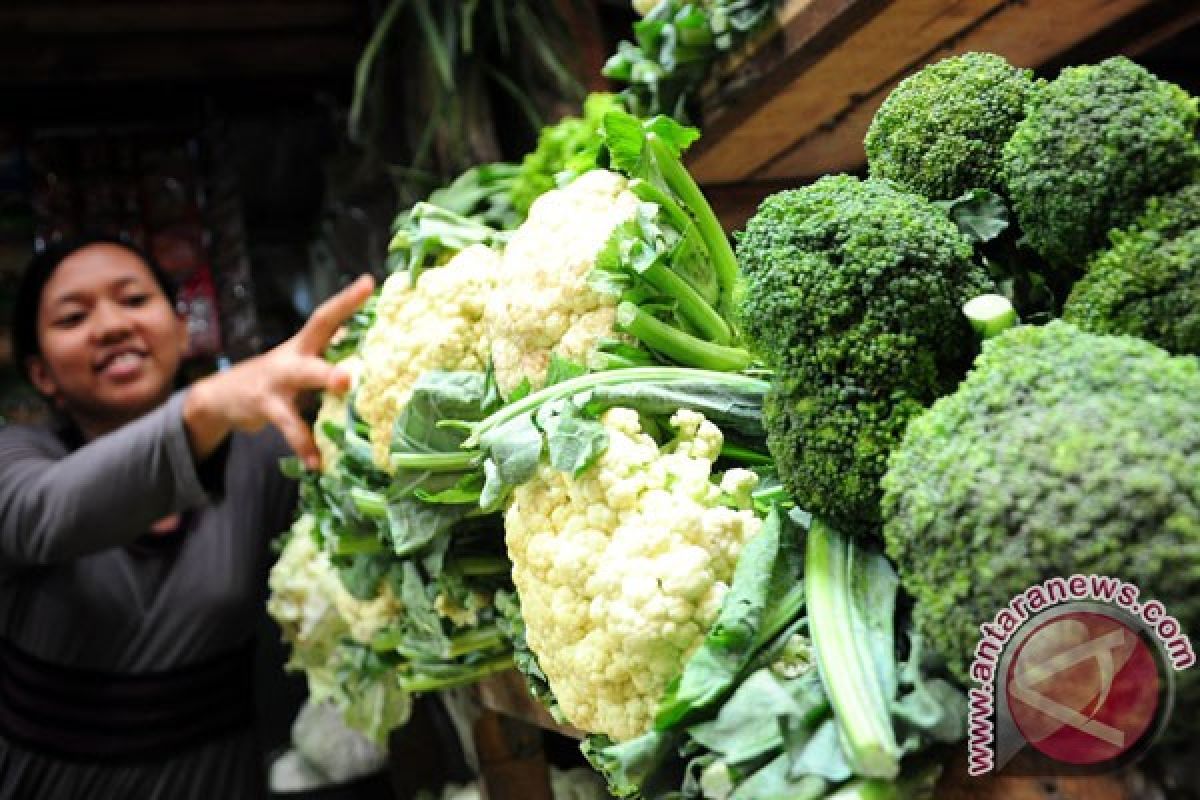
[15,239,187,438]
[0,236,373,800]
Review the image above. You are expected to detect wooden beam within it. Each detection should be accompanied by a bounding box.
[685,0,1167,184]
[761,0,1163,180]
[0,32,360,85]
[0,3,358,35]
[687,0,999,184]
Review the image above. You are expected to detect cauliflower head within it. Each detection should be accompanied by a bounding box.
[355,244,501,468]
[268,517,402,651]
[505,408,762,741]
[484,169,641,394]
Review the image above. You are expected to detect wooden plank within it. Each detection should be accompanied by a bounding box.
[476,670,585,741]
[0,3,357,35]
[760,0,1161,180]
[0,32,360,84]
[473,710,555,800]
[688,0,1004,184]
[934,750,1136,799]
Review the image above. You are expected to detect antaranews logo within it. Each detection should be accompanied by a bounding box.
[966,575,1194,777]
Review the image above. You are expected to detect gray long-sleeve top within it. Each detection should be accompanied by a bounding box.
[0,391,298,798]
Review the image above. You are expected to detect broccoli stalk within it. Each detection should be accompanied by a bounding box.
[962,293,1018,339]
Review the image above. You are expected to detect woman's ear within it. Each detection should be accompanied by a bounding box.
[26,356,60,403]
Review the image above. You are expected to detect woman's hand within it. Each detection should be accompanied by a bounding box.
[183,274,375,469]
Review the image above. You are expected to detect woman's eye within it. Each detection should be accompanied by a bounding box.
[122,293,150,307]
[53,311,86,328]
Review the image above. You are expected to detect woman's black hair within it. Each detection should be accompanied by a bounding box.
[12,234,178,383]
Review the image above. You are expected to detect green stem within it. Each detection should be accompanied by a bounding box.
[719,442,773,464]
[616,302,753,372]
[350,487,388,519]
[444,625,507,658]
[806,520,901,780]
[647,133,741,307]
[388,451,482,473]
[399,653,515,693]
[639,259,732,345]
[464,367,769,448]
[448,554,512,576]
[588,350,656,371]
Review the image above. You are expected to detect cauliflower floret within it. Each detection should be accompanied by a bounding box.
[484,170,640,394]
[355,244,500,468]
[504,409,762,741]
[314,355,361,473]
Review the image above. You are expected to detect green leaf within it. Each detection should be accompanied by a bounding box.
[935,188,1010,244]
[543,354,588,387]
[583,731,685,800]
[535,398,609,476]
[336,554,390,600]
[478,413,543,509]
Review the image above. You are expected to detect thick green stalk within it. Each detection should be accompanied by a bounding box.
[464,367,769,448]
[447,554,511,576]
[647,133,740,305]
[806,520,901,780]
[444,625,507,658]
[638,260,731,344]
[350,487,388,519]
[616,302,753,373]
[399,652,515,692]
[388,451,482,473]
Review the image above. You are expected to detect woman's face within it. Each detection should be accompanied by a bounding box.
[27,244,188,434]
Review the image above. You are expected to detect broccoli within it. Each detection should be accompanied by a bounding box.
[865,52,1036,200]
[882,322,1200,697]
[736,175,993,535]
[1003,56,1200,268]
[1064,183,1200,356]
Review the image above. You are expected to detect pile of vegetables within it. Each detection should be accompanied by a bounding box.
[269,22,1199,797]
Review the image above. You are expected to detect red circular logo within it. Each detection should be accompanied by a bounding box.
[1006,611,1161,765]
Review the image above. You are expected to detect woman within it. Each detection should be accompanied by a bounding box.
[0,235,373,798]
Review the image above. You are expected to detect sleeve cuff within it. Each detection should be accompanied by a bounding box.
[163,389,215,509]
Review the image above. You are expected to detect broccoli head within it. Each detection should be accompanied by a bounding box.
[737,175,993,534]
[1003,56,1200,268]
[1064,183,1200,355]
[882,322,1200,695]
[865,52,1036,200]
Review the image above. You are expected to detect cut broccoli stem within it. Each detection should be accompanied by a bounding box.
[647,133,741,308]
[616,302,753,372]
[387,451,482,473]
[963,293,1018,339]
[464,367,769,448]
[399,652,515,693]
[806,519,901,780]
[638,259,732,344]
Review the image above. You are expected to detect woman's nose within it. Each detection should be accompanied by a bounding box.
[89,300,134,343]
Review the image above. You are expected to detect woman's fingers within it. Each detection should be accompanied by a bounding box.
[296,274,375,353]
[283,355,347,395]
[265,396,321,470]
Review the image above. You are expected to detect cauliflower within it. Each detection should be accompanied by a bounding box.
[504,408,762,740]
[268,518,411,743]
[355,244,500,468]
[484,170,640,394]
[268,516,402,651]
[314,355,361,473]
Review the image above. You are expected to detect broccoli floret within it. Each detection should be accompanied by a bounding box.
[865,52,1036,200]
[1064,183,1200,355]
[882,322,1200,694]
[737,175,993,534]
[1003,56,1200,268]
